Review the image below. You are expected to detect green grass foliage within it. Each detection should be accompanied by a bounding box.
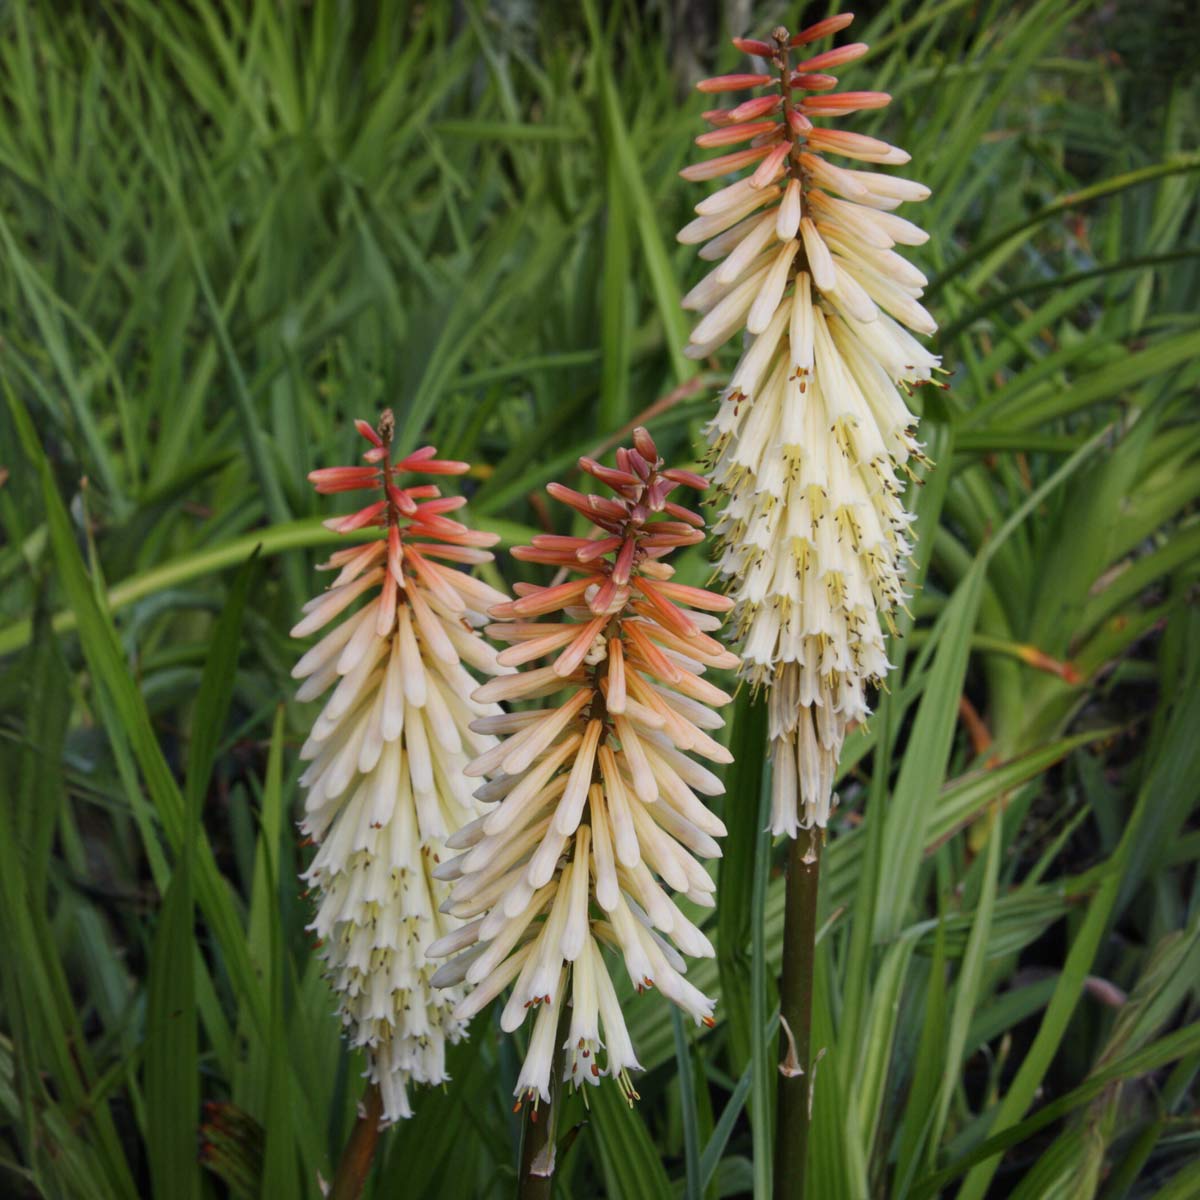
[1,1,1197,1196]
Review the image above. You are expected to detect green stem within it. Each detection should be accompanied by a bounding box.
[329,1085,384,1200]
[773,826,822,1200]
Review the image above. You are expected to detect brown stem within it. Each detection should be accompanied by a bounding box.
[329,1084,384,1200]
[773,826,822,1200]
[378,407,399,530]
[517,1105,554,1200]
[773,28,805,174]
[517,1003,570,1199]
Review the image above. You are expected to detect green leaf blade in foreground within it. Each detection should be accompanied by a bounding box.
[147,548,255,1200]
[7,388,270,1041]
[144,853,201,1200]
[590,1080,674,1200]
[873,562,985,941]
[953,654,1200,1199]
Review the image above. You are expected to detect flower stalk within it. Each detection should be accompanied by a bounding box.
[774,827,822,1200]
[328,1085,384,1200]
[517,995,572,1199]
[292,410,509,1127]
[679,13,939,835]
[678,13,940,1197]
[431,428,737,1122]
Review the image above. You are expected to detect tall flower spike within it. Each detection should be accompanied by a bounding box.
[292,411,510,1123]
[678,16,941,836]
[429,429,738,1108]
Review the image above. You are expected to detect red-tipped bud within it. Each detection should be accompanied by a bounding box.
[386,482,419,515]
[588,575,622,615]
[731,37,774,56]
[695,119,779,148]
[626,451,650,482]
[790,73,839,91]
[611,538,636,586]
[394,446,470,475]
[631,589,700,640]
[307,466,380,493]
[665,505,706,528]
[546,482,629,523]
[576,535,624,563]
[679,144,773,181]
[662,468,709,491]
[639,529,704,549]
[790,13,855,45]
[645,580,735,612]
[750,128,785,149]
[415,496,468,516]
[632,427,659,463]
[511,546,583,566]
[794,43,869,73]
[695,73,773,94]
[751,141,792,187]
[645,478,674,511]
[805,127,909,163]
[492,577,594,620]
[727,94,783,122]
[787,108,814,135]
[579,456,641,489]
[355,418,383,446]
[397,457,470,475]
[409,511,469,538]
[324,499,386,532]
[804,90,891,113]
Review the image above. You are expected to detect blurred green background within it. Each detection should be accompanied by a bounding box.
[1,1,1198,1197]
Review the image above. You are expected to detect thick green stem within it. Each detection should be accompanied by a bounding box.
[329,1084,384,1200]
[773,826,823,1200]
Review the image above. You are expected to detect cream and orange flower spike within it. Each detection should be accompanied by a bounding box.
[677,15,941,836]
[292,410,509,1122]
[430,430,736,1109]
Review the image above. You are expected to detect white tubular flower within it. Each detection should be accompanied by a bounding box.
[429,429,737,1110]
[678,15,941,836]
[293,411,510,1123]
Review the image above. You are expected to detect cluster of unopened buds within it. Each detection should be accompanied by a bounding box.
[677,13,942,835]
[428,428,738,1108]
[291,411,509,1123]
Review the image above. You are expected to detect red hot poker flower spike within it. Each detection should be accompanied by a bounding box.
[291,409,510,1124]
[677,15,943,837]
[430,429,739,1109]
